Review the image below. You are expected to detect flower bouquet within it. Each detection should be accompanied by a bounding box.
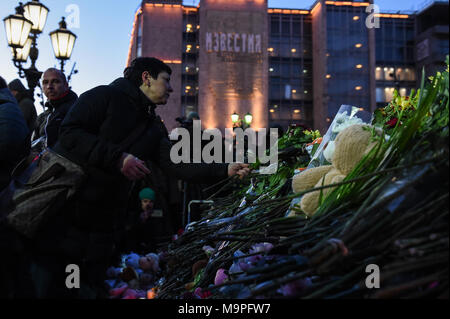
[307,105,372,169]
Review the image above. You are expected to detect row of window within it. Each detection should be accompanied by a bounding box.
[269,81,312,99]
[375,20,415,42]
[376,87,413,103]
[375,66,416,81]
[270,15,312,36]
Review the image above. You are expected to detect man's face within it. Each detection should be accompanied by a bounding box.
[140,71,173,105]
[141,198,154,212]
[42,70,68,100]
[10,90,19,98]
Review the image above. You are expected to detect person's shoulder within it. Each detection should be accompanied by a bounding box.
[78,84,123,101]
[0,101,18,117]
[18,96,35,106]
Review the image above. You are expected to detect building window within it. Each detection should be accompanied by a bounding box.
[403,68,415,81]
[136,14,142,57]
[376,87,384,103]
[375,67,383,80]
[384,87,395,102]
[383,67,395,81]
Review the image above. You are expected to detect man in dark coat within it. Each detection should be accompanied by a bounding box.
[33,68,78,149]
[0,76,30,191]
[8,79,37,133]
[29,58,249,298]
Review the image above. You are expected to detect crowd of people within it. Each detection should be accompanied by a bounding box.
[0,57,250,299]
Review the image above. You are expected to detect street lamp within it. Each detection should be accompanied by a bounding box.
[244,112,253,126]
[3,3,32,48]
[231,112,240,124]
[3,1,77,100]
[11,36,32,62]
[50,17,77,73]
[23,0,49,34]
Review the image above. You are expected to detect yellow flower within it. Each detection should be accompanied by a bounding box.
[401,99,411,110]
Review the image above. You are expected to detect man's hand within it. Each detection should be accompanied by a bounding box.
[118,153,151,181]
[228,163,251,179]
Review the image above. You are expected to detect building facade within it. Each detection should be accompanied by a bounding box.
[127,0,449,133]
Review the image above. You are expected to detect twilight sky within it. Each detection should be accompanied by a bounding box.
[0,0,434,112]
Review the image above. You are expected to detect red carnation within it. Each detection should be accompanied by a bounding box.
[386,117,398,128]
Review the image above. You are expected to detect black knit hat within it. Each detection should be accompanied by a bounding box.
[8,79,27,93]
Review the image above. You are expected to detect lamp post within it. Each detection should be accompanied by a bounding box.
[231,111,240,127]
[244,112,253,126]
[3,1,77,98]
[49,17,77,73]
[231,112,253,129]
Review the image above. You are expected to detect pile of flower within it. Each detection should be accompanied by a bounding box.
[107,57,449,299]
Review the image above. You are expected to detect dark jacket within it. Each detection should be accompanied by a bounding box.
[53,78,228,232]
[8,79,37,132]
[34,90,78,148]
[0,88,30,190]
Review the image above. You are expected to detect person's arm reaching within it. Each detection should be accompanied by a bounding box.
[155,135,250,183]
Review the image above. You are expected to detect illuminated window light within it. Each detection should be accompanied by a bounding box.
[303,69,308,73]
[269,68,274,72]
[355,43,363,48]
[356,64,363,69]
[304,90,308,94]
[353,16,360,21]
[268,47,274,52]
[163,60,182,64]
[359,108,364,111]
[376,67,381,70]
[186,86,191,90]
[355,86,362,91]
[270,109,275,113]
[274,105,278,108]
[325,1,370,7]
[294,109,300,114]
[375,13,409,19]
[326,53,330,57]
[291,48,297,53]
[196,25,200,29]
[326,74,331,79]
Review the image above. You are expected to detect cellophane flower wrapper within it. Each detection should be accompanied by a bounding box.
[307,105,373,169]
